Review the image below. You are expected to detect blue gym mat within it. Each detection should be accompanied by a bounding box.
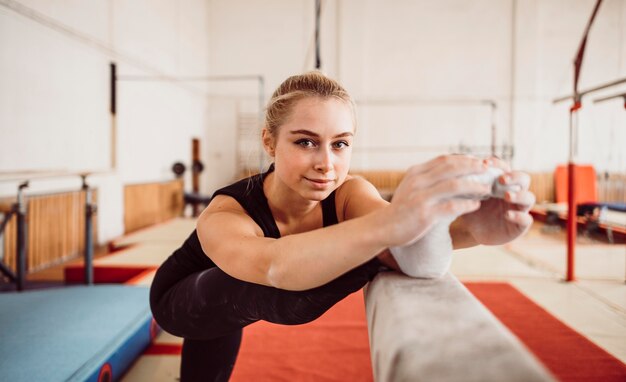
[0,285,153,382]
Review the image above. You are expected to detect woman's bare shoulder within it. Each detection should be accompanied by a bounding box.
[335,175,388,221]
[337,174,383,194]
[203,194,245,213]
[198,195,264,237]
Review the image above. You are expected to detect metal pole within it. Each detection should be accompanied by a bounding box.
[315,0,321,70]
[566,100,580,282]
[82,176,94,285]
[0,210,17,283]
[16,181,28,291]
[564,0,603,282]
[192,139,201,217]
[488,101,497,158]
[111,62,117,170]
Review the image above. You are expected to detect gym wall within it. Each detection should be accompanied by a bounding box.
[1,0,624,246]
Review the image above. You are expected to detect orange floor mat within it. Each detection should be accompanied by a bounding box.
[230,291,373,382]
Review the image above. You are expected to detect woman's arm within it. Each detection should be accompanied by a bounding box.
[197,195,393,291]
[341,176,479,252]
[198,155,491,291]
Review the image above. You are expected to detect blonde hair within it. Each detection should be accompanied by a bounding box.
[264,71,355,138]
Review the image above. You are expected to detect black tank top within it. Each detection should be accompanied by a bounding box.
[173,164,339,271]
[212,163,338,239]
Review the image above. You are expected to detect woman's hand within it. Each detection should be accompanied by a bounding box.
[385,155,492,248]
[457,158,535,245]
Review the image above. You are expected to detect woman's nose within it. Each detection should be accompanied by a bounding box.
[314,148,333,173]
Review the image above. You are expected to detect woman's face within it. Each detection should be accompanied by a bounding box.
[266,97,355,202]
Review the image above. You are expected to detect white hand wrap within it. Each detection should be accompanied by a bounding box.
[461,167,521,200]
[390,167,520,279]
[390,217,455,279]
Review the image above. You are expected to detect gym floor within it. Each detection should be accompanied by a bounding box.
[15,218,626,379]
[452,223,626,363]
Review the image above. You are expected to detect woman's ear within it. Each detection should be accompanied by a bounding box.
[262,128,276,157]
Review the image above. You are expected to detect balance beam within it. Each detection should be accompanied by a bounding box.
[364,272,555,381]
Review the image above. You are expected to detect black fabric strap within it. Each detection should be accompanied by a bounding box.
[321,191,338,227]
[212,163,339,238]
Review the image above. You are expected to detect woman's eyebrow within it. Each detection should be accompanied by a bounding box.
[289,129,353,138]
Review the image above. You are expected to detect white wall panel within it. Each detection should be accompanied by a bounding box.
[0,0,211,242]
[1,0,624,244]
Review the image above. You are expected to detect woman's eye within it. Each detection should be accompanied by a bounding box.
[333,141,349,149]
[296,139,315,148]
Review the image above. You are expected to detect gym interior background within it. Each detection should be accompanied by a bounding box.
[0,1,625,381]
[1,0,624,242]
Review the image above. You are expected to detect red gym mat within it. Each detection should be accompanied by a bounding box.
[230,291,373,382]
[145,282,626,381]
[465,282,626,382]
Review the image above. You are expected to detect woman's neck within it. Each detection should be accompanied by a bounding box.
[263,171,320,225]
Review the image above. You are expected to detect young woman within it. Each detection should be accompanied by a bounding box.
[150,71,534,381]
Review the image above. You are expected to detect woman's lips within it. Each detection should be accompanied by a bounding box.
[305,177,333,188]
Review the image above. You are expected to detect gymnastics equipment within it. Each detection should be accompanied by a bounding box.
[185,138,209,216]
[551,0,626,281]
[0,285,154,382]
[110,63,117,169]
[593,92,626,108]
[82,175,97,285]
[552,75,626,281]
[170,139,211,217]
[0,182,28,290]
[0,171,100,290]
[314,0,321,70]
[364,272,554,381]
[171,162,186,178]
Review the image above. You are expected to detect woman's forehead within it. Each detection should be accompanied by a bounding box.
[279,97,355,137]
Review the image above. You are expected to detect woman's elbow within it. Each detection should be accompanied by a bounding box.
[266,262,313,291]
[266,262,283,289]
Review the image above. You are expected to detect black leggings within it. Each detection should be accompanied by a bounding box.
[149,254,382,382]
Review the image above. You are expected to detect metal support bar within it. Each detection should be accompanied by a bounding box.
[81,175,95,285]
[566,162,577,282]
[191,139,201,218]
[110,62,117,170]
[593,92,626,106]
[488,101,498,158]
[0,208,15,238]
[314,0,321,70]
[553,77,626,104]
[16,181,28,291]
[116,74,264,82]
[0,260,16,282]
[0,208,17,282]
[566,101,581,282]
